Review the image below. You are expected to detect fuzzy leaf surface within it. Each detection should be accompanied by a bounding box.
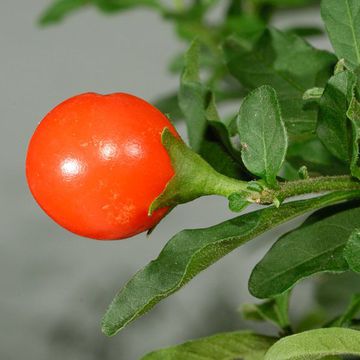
[317,70,356,163]
[321,0,360,69]
[237,85,287,186]
[225,28,336,135]
[265,328,360,360]
[249,203,360,298]
[141,331,276,360]
[102,191,360,336]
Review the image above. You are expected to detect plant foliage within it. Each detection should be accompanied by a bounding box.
[39,0,360,358]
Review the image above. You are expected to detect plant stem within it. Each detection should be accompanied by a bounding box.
[257,175,360,204]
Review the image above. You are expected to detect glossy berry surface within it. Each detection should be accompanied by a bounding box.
[26,93,177,240]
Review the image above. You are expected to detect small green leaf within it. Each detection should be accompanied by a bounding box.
[141,331,276,360]
[329,294,360,327]
[237,85,288,187]
[347,95,360,179]
[154,92,183,121]
[321,0,360,69]
[228,193,250,212]
[303,87,324,101]
[344,229,360,273]
[242,291,291,330]
[102,191,360,336]
[265,328,360,360]
[224,28,336,135]
[249,203,360,298]
[38,0,89,25]
[317,70,357,163]
[93,0,161,13]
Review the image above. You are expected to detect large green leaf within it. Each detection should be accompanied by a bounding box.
[237,85,288,187]
[249,203,360,299]
[317,70,356,163]
[321,0,360,69]
[141,331,276,360]
[102,191,360,336]
[265,328,360,360]
[224,28,336,135]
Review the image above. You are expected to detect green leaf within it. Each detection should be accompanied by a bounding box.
[317,70,357,163]
[102,191,360,336]
[251,0,317,6]
[38,0,161,25]
[315,272,360,315]
[93,0,161,13]
[178,40,209,152]
[228,193,250,212]
[141,331,276,360]
[224,28,336,135]
[303,87,324,101]
[344,229,360,273]
[286,137,348,176]
[321,0,360,69]
[265,328,360,360]
[249,203,360,299]
[347,95,360,179]
[38,0,89,25]
[154,92,183,121]
[242,291,291,330]
[330,293,360,327]
[178,42,245,178]
[237,85,288,187]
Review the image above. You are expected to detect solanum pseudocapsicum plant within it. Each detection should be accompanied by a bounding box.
[28,0,360,358]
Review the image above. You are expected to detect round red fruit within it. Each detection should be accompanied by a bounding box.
[26,92,178,240]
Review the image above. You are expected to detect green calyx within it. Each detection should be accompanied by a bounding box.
[149,128,254,215]
[149,129,360,216]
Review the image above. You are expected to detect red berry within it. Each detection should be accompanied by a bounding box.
[26,93,178,240]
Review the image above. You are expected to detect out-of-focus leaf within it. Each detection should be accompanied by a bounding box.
[347,95,360,179]
[225,28,336,135]
[102,192,360,336]
[242,291,291,330]
[141,331,276,360]
[265,328,360,360]
[94,0,161,13]
[153,92,183,120]
[321,0,360,69]
[317,70,356,163]
[286,26,323,37]
[178,41,245,178]
[286,137,348,176]
[315,272,360,316]
[39,0,89,25]
[328,294,360,327]
[251,0,318,7]
[237,85,288,187]
[178,40,210,151]
[249,203,360,298]
[344,229,360,273]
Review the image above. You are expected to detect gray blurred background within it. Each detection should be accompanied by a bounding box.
[0,2,329,359]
